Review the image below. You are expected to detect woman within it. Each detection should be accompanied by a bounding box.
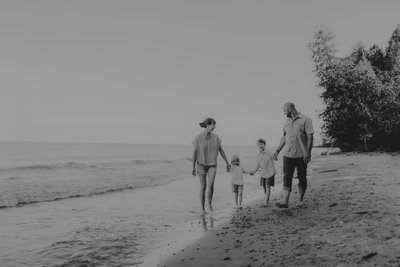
[192,118,231,212]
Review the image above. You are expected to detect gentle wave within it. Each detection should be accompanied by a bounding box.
[40,226,144,267]
[0,177,168,209]
[0,155,193,210]
[1,162,99,171]
[0,158,190,172]
[131,159,174,165]
[5,176,26,180]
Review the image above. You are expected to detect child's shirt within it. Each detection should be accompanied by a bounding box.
[255,150,277,178]
[230,165,245,185]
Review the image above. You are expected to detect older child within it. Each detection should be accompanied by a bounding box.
[230,155,249,209]
[250,139,277,207]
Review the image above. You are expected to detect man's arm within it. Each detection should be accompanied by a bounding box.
[273,135,286,160]
[305,133,314,164]
[192,149,197,176]
[304,117,314,164]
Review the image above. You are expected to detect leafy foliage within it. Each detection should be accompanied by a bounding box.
[309,26,400,151]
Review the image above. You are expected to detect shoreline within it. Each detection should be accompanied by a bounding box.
[139,170,289,267]
[139,157,321,267]
[157,153,400,267]
[139,151,326,266]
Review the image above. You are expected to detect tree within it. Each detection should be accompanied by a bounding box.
[309,26,400,151]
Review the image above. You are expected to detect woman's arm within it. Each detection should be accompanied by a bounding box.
[218,146,231,172]
[192,149,197,176]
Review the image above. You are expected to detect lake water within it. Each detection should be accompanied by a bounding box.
[0,142,274,266]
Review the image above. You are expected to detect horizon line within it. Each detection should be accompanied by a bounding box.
[0,140,259,147]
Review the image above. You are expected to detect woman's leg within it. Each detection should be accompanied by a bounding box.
[206,168,217,211]
[199,174,207,212]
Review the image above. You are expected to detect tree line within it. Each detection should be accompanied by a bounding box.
[309,26,400,151]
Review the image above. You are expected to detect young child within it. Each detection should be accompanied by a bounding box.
[249,139,277,207]
[230,155,248,209]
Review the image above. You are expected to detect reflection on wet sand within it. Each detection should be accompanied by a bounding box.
[200,213,214,232]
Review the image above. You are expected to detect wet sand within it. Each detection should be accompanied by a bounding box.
[157,153,400,267]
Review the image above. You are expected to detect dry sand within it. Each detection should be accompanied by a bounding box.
[158,152,400,267]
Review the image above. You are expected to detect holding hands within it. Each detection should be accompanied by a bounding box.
[272,150,279,161]
[226,163,231,172]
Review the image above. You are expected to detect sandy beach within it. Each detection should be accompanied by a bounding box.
[2,148,400,266]
[156,152,400,267]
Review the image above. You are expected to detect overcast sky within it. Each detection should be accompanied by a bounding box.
[1,0,399,146]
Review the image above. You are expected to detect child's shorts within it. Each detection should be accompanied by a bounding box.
[232,184,243,193]
[260,175,275,187]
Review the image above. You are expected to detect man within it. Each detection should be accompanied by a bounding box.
[273,102,314,208]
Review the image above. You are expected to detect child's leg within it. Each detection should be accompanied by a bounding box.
[261,178,266,194]
[232,184,238,207]
[265,185,271,205]
[259,178,268,207]
[234,191,239,207]
[238,186,243,207]
[265,175,275,205]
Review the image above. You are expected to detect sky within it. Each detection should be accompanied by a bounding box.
[1,0,399,146]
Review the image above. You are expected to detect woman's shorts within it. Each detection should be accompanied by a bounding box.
[232,184,243,193]
[260,175,275,187]
[197,164,217,175]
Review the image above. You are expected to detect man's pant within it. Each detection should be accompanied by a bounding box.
[283,156,307,192]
